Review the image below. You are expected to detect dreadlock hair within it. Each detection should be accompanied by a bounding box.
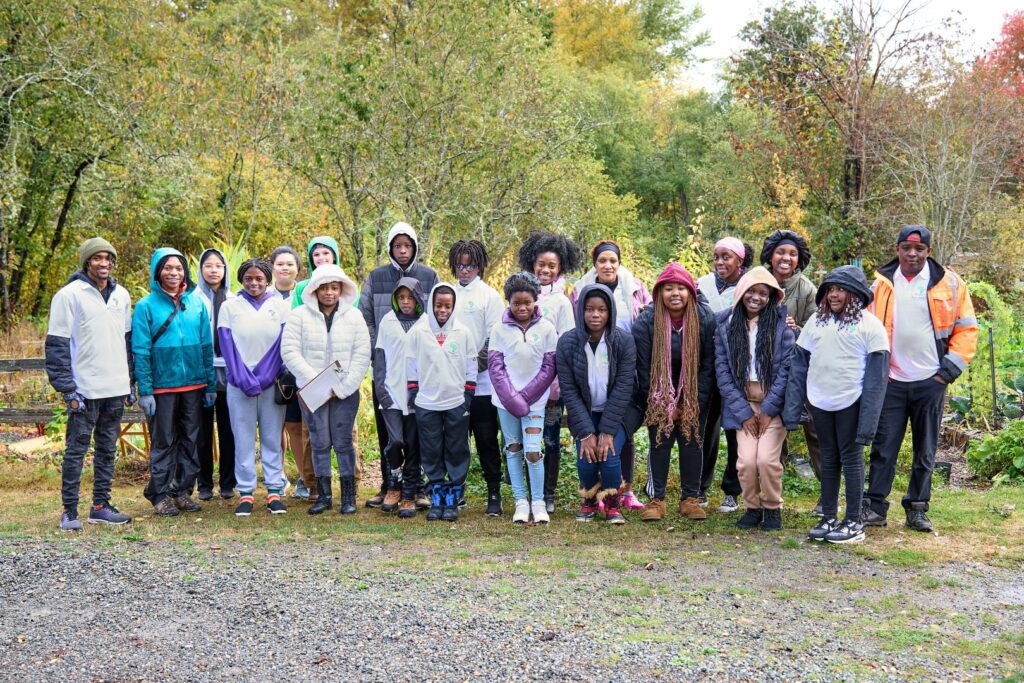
[646,294,702,447]
[741,243,755,269]
[815,287,864,330]
[728,289,781,395]
[517,231,583,276]
[448,240,489,278]
[503,271,541,302]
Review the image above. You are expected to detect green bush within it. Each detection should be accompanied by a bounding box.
[967,419,1024,484]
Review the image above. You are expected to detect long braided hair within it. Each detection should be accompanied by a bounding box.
[646,294,702,446]
[815,287,864,329]
[728,289,781,394]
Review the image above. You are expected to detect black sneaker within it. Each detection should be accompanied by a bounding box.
[811,498,823,517]
[826,518,865,544]
[808,516,839,541]
[220,489,235,500]
[235,498,254,517]
[736,508,763,529]
[60,508,82,531]
[197,488,214,501]
[485,490,503,517]
[697,493,709,509]
[544,495,555,514]
[761,508,782,531]
[267,498,287,515]
[860,501,888,527]
[88,504,132,526]
[905,506,933,532]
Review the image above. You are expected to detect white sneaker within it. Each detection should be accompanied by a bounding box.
[512,499,530,524]
[531,500,549,524]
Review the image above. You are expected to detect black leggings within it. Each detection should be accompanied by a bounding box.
[810,401,863,521]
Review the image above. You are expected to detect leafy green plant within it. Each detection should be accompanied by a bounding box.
[966,419,1024,484]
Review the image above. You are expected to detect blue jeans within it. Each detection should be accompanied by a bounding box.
[497,406,546,502]
[575,412,625,494]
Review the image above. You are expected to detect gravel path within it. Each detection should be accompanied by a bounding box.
[1,537,1021,682]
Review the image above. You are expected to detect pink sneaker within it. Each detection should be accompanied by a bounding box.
[597,498,605,512]
[620,490,645,510]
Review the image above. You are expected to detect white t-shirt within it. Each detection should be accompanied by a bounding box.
[889,262,940,382]
[47,278,133,400]
[797,310,890,411]
[585,337,610,413]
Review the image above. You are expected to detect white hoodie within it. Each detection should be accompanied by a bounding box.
[407,283,479,412]
[453,276,503,396]
[281,264,371,401]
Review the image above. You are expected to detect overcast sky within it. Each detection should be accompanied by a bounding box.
[682,0,1017,92]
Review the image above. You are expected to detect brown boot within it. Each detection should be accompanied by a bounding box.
[641,498,666,522]
[381,489,401,513]
[678,497,707,520]
[398,498,416,518]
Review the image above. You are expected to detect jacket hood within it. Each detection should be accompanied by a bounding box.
[652,262,697,299]
[149,247,194,295]
[817,265,873,307]
[305,236,340,273]
[426,282,458,335]
[387,222,419,270]
[733,266,784,308]
[301,264,359,309]
[573,283,616,339]
[761,229,812,272]
[391,276,426,318]
[197,248,231,299]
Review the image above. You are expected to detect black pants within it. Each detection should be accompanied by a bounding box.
[811,402,863,521]
[381,408,421,498]
[61,397,124,509]
[866,377,946,515]
[700,389,741,496]
[620,436,637,483]
[371,384,390,496]
[470,394,502,489]
[195,389,236,494]
[417,405,471,487]
[543,402,563,499]
[644,420,704,501]
[143,389,203,505]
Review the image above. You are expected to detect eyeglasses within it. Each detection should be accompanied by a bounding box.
[454,263,477,271]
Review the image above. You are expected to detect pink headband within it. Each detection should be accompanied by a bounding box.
[714,237,745,260]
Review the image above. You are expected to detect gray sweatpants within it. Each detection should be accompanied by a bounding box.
[227,384,287,493]
[300,392,360,478]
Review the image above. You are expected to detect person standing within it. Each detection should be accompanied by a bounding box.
[449,240,505,515]
[194,248,236,500]
[133,248,217,517]
[360,222,439,509]
[46,237,135,531]
[863,226,977,531]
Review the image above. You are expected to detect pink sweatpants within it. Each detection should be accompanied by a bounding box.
[735,382,786,510]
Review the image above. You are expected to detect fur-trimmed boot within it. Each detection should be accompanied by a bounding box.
[601,487,625,525]
[308,476,332,515]
[576,482,601,522]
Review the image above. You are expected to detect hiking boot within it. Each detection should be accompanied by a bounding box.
[761,508,782,531]
[426,485,444,522]
[339,476,357,515]
[679,497,707,520]
[153,497,180,517]
[267,496,287,515]
[235,497,254,517]
[398,498,416,518]
[381,489,401,513]
[808,516,839,541]
[717,495,739,513]
[736,508,762,529]
[197,488,214,501]
[641,498,666,522]
[512,499,530,524]
[811,498,824,517]
[365,488,385,509]
[531,500,550,524]
[576,498,597,522]
[60,508,82,531]
[860,501,887,527]
[620,489,645,511]
[308,476,332,515]
[415,492,432,510]
[486,486,503,517]
[826,518,865,544]
[697,493,709,509]
[88,503,132,526]
[905,503,933,532]
[292,479,310,500]
[604,492,625,525]
[442,486,460,522]
[173,495,201,513]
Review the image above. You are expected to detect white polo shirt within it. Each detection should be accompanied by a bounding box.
[47,278,132,399]
[889,262,940,382]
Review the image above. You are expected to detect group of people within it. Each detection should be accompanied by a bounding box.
[46,222,977,544]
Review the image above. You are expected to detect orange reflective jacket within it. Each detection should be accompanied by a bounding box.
[869,258,978,383]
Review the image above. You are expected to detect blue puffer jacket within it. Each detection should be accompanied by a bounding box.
[132,247,216,396]
[556,284,638,440]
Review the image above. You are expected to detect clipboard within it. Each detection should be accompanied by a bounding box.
[297,361,343,413]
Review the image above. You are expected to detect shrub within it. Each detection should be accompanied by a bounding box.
[967,419,1024,484]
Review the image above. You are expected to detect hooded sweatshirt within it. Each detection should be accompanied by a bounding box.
[555,284,637,440]
[570,264,652,333]
[487,306,558,417]
[280,264,371,401]
[217,288,290,397]
[453,275,504,396]
[292,236,340,309]
[195,248,234,368]
[374,277,427,415]
[132,247,216,396]
[713,266,795,429]
[360,222,440,348]
[538,277,575,336]
[406,283,478,412]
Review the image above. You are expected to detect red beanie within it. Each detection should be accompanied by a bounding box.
[653,261,697,298]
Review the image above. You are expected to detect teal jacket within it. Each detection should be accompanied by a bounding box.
[132,247,216,396]
[292,236,339,309]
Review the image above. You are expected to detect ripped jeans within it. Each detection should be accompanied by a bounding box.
[497,406,546,502]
